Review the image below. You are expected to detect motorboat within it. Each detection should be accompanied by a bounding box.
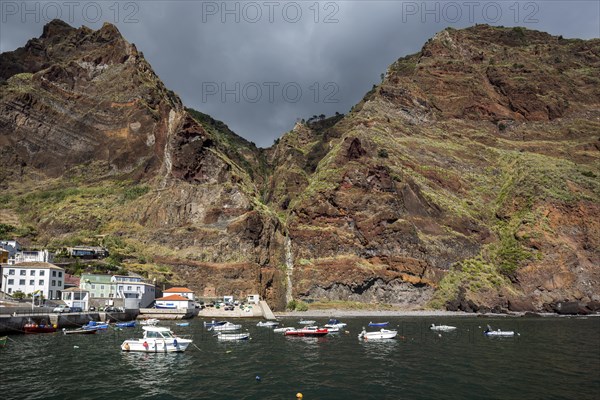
[273,326,296,333]
[63,328,98,335]
[484,326,516,337]
[82,321,108,330]
[324,319,347,329]
[358,328,398,340]
[140,318,160,326]
[203,320,227,327]
[23,321,57,334]
[115,321,136,328]
[216,332,250,341]
[284,326,328,337]
[430,324,457,332]
[256,321,279,327]
[209,322,241,332]
[326,326,340,333]
[298,319,316,325]
[121,326,192,353]
[368,321,389,327]
[176,322,190,327]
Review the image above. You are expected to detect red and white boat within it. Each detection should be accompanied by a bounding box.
[23,321,57,334]
[284,326,328,337]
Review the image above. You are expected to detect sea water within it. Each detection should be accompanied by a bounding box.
[1,316,598,399]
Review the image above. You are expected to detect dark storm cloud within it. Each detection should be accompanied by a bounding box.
[1,1,599,147]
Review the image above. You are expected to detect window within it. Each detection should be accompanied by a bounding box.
[8,269,15,275]
[49,290,53,299]
[30,270,35,276]
[40,271,45,276]
[39,280,44,285]
[58,281,62,287]
[137,287,141,292]
[29,280,34,285]
[52,271,56,277]
[92,284,96,289]
[58,272,62,277]
[20,270,26,276]
[19,279,25,285]
[8,288,11,293]
[101,285,104,289]
[127,286,132,291]
[8,279,14,285]
[52,280,56,286]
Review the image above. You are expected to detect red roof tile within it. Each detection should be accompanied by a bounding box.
[156,294,190,301]
[163,287,193,293]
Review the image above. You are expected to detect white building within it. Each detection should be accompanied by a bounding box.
[61,287,90,310]
[12,249,54,265]
[0,239,22,258]
[155,294,194,310]
[163,287,195,301]
[2,262,65,300]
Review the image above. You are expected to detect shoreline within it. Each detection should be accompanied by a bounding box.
[273,309,595,318]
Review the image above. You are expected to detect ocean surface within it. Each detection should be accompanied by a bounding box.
[1,316,599,400]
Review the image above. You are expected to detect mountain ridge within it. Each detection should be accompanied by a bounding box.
[1,21,598,313]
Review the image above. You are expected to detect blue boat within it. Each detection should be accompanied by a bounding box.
[115,321,136,328]
[203,320,227,327]
[368,321,389,327]
[176,322,190,327]
[82,321,109,330]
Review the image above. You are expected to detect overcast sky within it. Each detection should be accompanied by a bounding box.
[1,1,599,147]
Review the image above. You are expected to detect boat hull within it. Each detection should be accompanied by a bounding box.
[485,331,515,337]
[359,329,398,340]
[217,333,250,341]
[121,338,191,352]
[210,323,241,331]
[285,328,329,337]
[23,324,56,334]
[430,325,457,332]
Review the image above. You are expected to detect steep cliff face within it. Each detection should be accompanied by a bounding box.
[1,23,598,312]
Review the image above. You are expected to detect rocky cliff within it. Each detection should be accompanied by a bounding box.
[1,22,598,312]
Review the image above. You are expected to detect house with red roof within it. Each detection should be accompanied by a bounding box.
[162,287,195,301]
[155,294,194,310]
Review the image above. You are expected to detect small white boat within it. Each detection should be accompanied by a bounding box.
[358,328,398,340]
[430,324,457,332]
[121,326,192,352]
[273,326,296,333]
[326,326,340,333]
[216,332,250,341]
[484,326,516,337]
[140,318,159,326]
[209,322,241,332]
[298,319,316,325]
[256,321,279,327]
[324,319,347,329]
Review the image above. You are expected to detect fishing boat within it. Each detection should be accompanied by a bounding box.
[0,336,7,347]
[82,321,108,330]
[216,332,250,341]
[63,328,98,335]
[203,320,227,327]
[140,318,160,326]
[430,324,457,332]
[324,319,347,329]
[358,328,398,340]
[273,326,296,333]
[368,321,389,327]
[115,321,136,328]
[209,322,241,332]
[176,322,190,327]
[284,326,329,337]
[298,319,316,325]
[256,321,279,327]
[23,321,57,334]
[121,326,192,353]
[484,326,516,337]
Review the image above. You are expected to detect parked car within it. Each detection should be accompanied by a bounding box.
[53,305,71,313]
[70,307,83,312]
